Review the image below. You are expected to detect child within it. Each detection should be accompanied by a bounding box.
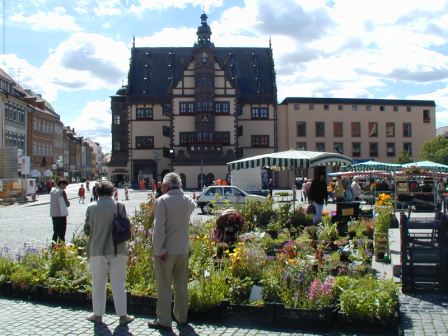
[78,184,85,204]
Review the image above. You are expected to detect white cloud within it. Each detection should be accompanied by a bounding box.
[129,0,223,14]
[68,99,112,152]
[10,7,81,32]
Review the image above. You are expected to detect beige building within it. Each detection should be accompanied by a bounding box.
[277,97,436,187]
[109,14,276,188]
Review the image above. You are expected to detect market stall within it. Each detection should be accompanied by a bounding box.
[227,150,352,191]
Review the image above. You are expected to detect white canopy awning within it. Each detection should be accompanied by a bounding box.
[30,169,41,178]
[227,150,351,171]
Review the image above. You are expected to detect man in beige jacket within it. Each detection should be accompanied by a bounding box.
[148,173,196,330]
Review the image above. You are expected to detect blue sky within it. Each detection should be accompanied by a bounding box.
[1,0,448,153]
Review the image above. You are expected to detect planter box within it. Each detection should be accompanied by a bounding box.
[127,294,157,315]
[274,304,335,330]
[222,300,275,326]
[337,312,399,335]
[188,301,225,323]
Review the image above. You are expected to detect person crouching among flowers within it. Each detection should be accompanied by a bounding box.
[213,209,244,258]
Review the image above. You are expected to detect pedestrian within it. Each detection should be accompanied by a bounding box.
[268,178,273,198]
[125,187,129,200]
[148,173,196,330]
[308,172,328,225]
[140,179,146,192]
[86,180,90,192]
[292,183,297,202]
[78,184,86,204]
[303,178,311,203]
[334,176,345,202]
[49,178,70,243]
[92,183,99,202]
[351,177,362,201]
[83,181,134,325]
[155,181,163,198]
[152,179,157,194]
[113,187,119,201]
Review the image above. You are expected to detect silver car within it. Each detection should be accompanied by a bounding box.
[196,185,266,214]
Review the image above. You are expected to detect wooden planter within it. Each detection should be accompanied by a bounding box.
[337,312,400,335]
[274,304,336,330]
[374,232,390,261]
[222,300,275,327]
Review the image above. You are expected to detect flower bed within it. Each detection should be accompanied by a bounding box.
[0,198,399,332]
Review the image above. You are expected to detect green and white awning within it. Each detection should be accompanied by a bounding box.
[343,160,401,172]
[227,150,352,171]
[401,160,448,173]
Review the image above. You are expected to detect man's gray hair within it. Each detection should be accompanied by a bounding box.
[163,172,182,189]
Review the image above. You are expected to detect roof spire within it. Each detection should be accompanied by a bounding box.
[132,35,135,48]
[196,12,213,47]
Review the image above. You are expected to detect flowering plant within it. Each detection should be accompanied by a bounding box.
[308,276,335,309]
[375,193,392,206]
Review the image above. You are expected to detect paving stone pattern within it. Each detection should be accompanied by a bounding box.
[400,294,448,336]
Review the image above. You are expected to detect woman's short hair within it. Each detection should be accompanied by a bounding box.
[96,181,114,197]
[56,178,68,186]
[163,172,182,189]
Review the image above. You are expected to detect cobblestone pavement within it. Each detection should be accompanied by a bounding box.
[400,293,448,336]
[0,298,364,336]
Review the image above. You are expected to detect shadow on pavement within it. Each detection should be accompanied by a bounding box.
[178,324,199,336]
[94,323,133,336]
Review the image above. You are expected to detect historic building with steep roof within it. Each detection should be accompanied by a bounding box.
[109,13,277,188]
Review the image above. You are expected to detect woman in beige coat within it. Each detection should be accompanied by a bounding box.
[84,181,134,325]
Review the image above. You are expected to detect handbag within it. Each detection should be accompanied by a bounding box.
[306,203,315,214]
[111,203,132,255]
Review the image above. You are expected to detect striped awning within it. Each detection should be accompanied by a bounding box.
[227,150,352,171]
[343,160,401,172]
[401,160,448,173]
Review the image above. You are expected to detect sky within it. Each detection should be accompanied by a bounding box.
[1,0,448,153]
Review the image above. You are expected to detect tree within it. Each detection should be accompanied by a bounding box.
[397,151,412,164]
[419,136,448,165]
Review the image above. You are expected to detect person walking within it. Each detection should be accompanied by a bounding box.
[303,178,311,203]
[113,187,119,201]
[268,178,273,198]
[78,184,86,204]
[124,187,129,201]
[49,179,70,243]
[83,181,134,326]
[92,183,99,202]
[308,172,328,225]
[334,176,345,202]
[351,177,362,201]
[148,173,196,330]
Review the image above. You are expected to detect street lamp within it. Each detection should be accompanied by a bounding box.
[169,149,174,171]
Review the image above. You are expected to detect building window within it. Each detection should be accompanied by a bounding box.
[369,142,378,157]
[333,122,343,137]
[406,106,412,112]
[163,105,171,116]
[380,105,385,111]
[423,109,430,123]
[179,132,195,145]
[351,122,361,137]
[296,122,306,137]
[297,142,307,151]
[214,131,230,145]
[352,105,358,111]
[315,122,325,137]
[352,143,361,157]
[403,143,412,155]
[324,104,329,111]
[366,105,372,111]
[251,107,269,119]
[386,122,395,137]
[114,140,120,151]
[33,118,37,130]
[334,143,343,154]
[251,135,269,147]
[113,114,120,125]
[309,104,314,110]
[237,126,243,137]
[403,123,412,137]
[386,143,395,157]
[338,105,343,111]
[162,126,171,137]
[368,122,378,137]
[294,103,300,110]
[136,108,153,120]
[316,142,325,152]
[215,102,230,114]
[179,102,195,114]
[135,136,154,149]
[393,106,399,112]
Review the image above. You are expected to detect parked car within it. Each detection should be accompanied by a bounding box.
[196,185,266,214]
